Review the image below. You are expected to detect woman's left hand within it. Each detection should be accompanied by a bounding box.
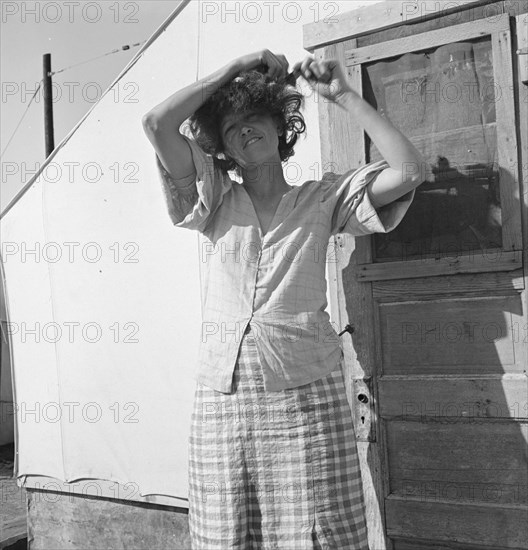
[292,55,353,103]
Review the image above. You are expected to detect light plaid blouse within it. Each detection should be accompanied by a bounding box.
[156,134,415,393]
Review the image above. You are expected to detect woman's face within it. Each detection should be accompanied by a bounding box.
[220,110,281,169]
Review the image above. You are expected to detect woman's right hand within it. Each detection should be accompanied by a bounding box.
[232,50,289,80]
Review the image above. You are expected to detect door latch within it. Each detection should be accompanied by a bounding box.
[352,376,375,442]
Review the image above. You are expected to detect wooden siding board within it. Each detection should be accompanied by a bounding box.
[355,250,522,281]
[385,495,528,548]
[303,0,499,50]
[517,12,528,83]
[386,421,528,490]
[516,11,528,419]
[379,376,528,422]
[378,295,525,373]
[316,39,393,550]
[493,26,523,251]
[26,489,190,550]
[393,539,522,550]
[345,13,510,65]
[357,0,524,48]
[372,269,525,301]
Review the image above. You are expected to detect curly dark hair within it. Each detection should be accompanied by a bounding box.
[187,69,306,175]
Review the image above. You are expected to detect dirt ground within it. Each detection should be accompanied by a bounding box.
[0,443,27,549]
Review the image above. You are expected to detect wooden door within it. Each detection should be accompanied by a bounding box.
[317,10,527,550]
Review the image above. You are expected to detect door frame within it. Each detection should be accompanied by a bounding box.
[311,2,527,549]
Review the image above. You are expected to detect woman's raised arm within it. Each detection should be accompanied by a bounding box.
[295,55,425,209]
[142,60,239,182]
[141,50,289,182]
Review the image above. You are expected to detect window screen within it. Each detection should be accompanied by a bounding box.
[363,36,502,262]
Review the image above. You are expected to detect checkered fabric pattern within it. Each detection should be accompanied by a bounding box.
[188,324,370,550]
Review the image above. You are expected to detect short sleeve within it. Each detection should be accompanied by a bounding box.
[155,134,232,232]
[320,160,415,237]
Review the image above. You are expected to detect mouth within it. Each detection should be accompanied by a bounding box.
[244,136,262,149]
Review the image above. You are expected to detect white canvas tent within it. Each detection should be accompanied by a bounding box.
[0,260,15,446]
[0,0,367,508]
[0,1,199,507]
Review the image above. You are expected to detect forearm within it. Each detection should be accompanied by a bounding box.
[337,90,424,183]
[143,60,240,131]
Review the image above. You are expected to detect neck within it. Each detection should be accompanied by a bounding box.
[241,159,290,199]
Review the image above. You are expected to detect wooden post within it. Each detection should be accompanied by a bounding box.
[43,53,54,157]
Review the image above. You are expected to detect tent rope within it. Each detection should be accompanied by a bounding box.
[1,40,147,160]
[49,41,147,77]
[0,80,42,160]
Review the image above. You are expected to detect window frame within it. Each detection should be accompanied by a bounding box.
[345,13,522,282]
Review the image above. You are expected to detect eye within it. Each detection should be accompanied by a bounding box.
[223,124,235,137]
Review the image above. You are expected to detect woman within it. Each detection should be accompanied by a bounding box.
[143,50,423,550]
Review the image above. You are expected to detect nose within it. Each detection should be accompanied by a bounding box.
[241,125,252,136]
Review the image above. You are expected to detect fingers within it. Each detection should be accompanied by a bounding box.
[260,49,289,80]
[234,50,291,79]
[300,56,313,79]
[251,51,339,84]
[291,61,302,77]
[276,54,289,74]
[297,55,336,83]
[320,60,336,83]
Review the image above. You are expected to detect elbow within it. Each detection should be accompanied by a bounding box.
[142,113,173,141]
[403,155,426,187]
[142,113,183,140]
[142,112,160,134]
[402,174,425,198]
[407,173,425,188]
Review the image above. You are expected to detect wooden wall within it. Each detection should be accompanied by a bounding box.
[26,489,191,549]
